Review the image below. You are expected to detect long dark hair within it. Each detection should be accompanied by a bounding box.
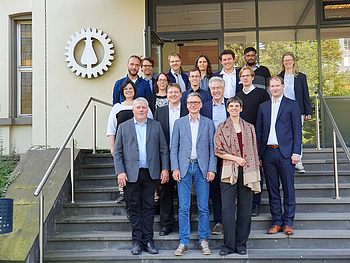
[195,54,213,78]
[154,73,170,94]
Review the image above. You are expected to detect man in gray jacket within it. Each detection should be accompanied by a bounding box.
[114,97,169,255]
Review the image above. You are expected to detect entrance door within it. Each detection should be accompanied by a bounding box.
[162,39,219,73]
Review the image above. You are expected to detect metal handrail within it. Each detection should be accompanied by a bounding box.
[33,96,112,263]
[315,89,350,199]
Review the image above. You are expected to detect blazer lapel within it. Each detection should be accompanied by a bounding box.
[196,117,204,143]
[146,118,152,144]
[184,117,192,142]
[276,97,287,121]
[130,120,138,144]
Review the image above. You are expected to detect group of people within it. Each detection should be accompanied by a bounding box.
[106,47,312,256]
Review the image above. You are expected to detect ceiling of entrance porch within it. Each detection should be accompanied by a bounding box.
[156,0,315,32]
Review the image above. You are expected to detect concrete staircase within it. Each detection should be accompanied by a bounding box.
[44,149,350,262]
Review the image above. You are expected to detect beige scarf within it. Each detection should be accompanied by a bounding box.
[214,118,261,193]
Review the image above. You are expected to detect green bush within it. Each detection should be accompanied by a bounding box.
[0,156,18,197]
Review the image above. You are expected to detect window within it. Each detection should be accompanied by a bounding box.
[17,21,32,116]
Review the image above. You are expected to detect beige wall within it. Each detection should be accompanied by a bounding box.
[32,0,145,149]
[0,0,32,154]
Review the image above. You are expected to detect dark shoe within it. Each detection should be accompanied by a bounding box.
[251,204,260,217]
[212,223,223,235]
[159,226,172,236]
[116,193,125,203]
[283,225,294,235]
[236,250,247,255]
[267,225,282,234]
[131,241,142,255]
[143,241,158,254]
[219,247,234,256]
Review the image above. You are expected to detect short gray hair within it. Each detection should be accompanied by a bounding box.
[133,97,149,108]
[209,77,225,89]
[187,92,202,101]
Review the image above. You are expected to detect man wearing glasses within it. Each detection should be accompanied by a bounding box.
[167,52,189,92]
[141,57,156,94]
[236,67,270,217]
[171,93,216,256]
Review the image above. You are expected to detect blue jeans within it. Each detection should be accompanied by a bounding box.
[177,161,210,246]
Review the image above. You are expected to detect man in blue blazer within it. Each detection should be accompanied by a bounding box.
[256,76,302,236]
[201,76,229,235]
[114,98,169,255]
[167,52,189,92]
[171,93,217,256]
[213,49,242,98]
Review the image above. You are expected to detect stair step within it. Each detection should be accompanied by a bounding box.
[44,248,350,262]
[46,230,350,250]
[55,213,350,232]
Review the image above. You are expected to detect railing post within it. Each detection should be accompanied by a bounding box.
[332,129,341,199]
[70,138,75,203]
[39,192,44,263]
[315,92,321,150]
[92,101,97,154]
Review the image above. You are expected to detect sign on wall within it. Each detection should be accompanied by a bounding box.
[65,28,114,78]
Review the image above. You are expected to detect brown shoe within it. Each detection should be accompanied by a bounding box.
[267,225,282,234]
[283,225,294,235]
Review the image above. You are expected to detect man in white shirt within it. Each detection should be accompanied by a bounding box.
[214,49,241,98]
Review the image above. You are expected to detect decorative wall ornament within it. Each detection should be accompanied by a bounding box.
[65,28,114,78]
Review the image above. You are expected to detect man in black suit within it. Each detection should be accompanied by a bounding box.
[154,83,185,236]
[114,97,169,255]
[201,77,229,235]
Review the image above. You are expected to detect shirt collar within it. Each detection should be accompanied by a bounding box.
[272,95,283,103]
[243,85,256,94]
[212,98,225,106]
[220,68,236,76]
[169,103,181,110]
[189,114,200,122]
[171,69,180,76]
[134,117,147,125]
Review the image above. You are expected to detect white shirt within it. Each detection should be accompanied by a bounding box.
[189,114,200,159]
[171,69,186,92]
[134,118,148,168]
[267,96,282,145]
[284,74,295,100]
[106,103,153,136]
[220,68,237,98]
[169,103,181,144]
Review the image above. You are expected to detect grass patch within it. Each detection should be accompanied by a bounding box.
[0,156,18,197]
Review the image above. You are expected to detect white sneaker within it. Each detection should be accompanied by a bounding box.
[200,240,211,255]
[295,163,305,174]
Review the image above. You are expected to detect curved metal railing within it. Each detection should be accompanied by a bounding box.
[315,89,350,199]
[33,97,112,263]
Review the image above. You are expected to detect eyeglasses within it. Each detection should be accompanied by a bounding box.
[187,101,201,105]
[241,74,252,78]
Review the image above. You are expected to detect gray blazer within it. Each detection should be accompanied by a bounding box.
[170,115,217,178]
[114,118,169,183]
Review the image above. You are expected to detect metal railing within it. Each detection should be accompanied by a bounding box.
[315,89,350,199]
[33,97,112,263]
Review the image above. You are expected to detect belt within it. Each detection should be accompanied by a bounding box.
[267,145,279,149]
[189,158,198,163]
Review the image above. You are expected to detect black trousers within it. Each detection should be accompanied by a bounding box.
[159,171,175,229]
[252,166,265,207]
[210,158,223,224]
[221,167,253,252]
[126,168,157,244]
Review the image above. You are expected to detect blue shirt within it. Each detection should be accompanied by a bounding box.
[134,118,148,168]
[112,76,152,105]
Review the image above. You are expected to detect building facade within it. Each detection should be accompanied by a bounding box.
[1,0,349,154]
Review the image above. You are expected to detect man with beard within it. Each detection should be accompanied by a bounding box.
[242,47,271,90]
[113,55,152,105]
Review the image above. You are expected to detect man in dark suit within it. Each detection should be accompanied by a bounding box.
[256,76,302,236]
[214,49,241,98]
[201,76,229,235]
[141,57,156,94]
[114,97,169,255]
[167,52,189,92]
[154,83,186,236]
